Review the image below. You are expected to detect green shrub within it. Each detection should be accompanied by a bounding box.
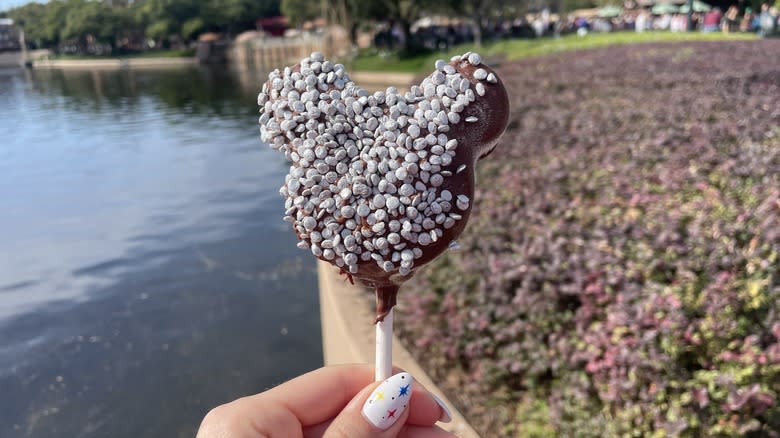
[398,41,780,437]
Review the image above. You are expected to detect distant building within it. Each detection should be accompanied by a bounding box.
[0,18,21,52]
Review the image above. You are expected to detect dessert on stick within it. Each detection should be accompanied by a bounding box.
[258,51,509,380]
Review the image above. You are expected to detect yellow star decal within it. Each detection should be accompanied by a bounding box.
[375,391,385,401]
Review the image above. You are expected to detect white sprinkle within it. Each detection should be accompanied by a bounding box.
[457,164,467,174]
[344,253,358,265]
[302,216,317,231]
[465,116,478,123]
[386,196,400,210]
[407,124,420,139]
[487,72,497,83]
[388,233,401,244]
[476,82,486,96]
[357,204,370,217]
[260,51,495,276]
[371,222,386,233]
[399,184,415,197]
[456,194,470,210]
[424,84,436,98]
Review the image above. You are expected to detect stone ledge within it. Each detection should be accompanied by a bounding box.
[32,57,197,69]
[318,260,480,437]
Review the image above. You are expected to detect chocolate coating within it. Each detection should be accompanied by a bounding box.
[259,53,509,321]
[351,61,508,319]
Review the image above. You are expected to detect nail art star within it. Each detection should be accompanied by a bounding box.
[375,391,385,401]
[387,409,397,418]
[398,384,410,397]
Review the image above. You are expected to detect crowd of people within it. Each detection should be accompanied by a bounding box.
[566,2,779,36]
[369,2,779,52]
[711,3,780,36]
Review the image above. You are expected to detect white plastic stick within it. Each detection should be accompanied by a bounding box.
[375,308,393,381]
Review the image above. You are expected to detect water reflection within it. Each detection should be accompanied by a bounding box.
[0,66,321,437]
[22,67,261,116]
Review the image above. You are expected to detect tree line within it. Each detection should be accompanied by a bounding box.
[3,0,582,53]
[4,0,280,51]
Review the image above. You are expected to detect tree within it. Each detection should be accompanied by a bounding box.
[6,2,49,47]
[281,0,319,27]
[7,0,68,48]
[209,0,280,34]
[60,0,118,46]
[444,0,517,47]
[181,17,205,40]
[285,0,389,48]
[380,0,423,52]
[6,0,282,51]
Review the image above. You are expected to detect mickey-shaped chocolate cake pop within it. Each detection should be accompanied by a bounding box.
[258,52,509,321]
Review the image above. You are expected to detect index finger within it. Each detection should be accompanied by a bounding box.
[264,363,374,426]
[257,364,445,427]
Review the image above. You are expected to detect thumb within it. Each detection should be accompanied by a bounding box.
[324,372,413,437]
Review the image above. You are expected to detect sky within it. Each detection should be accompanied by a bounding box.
[0,0,44,12]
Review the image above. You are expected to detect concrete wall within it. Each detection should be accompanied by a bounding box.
[318,261,480,437]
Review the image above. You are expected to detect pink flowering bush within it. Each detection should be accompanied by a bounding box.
[398,40,780,436]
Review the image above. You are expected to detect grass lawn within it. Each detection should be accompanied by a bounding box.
[351,31,758,73]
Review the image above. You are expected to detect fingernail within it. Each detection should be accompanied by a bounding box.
[362,372,413,430]
[431,393,453,423]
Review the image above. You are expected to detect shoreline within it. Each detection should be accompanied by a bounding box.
[31,57,198,69]
[24,57,416,88]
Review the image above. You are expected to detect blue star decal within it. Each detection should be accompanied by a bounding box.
[398,384,410,397]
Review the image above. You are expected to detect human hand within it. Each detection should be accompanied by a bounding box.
[196,364,455,438]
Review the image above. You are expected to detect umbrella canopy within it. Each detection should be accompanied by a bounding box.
[652,2,680,14]
[597,5,624,17]
[678,0,712,12]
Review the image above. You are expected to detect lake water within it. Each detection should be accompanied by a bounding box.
[0,66,322,437]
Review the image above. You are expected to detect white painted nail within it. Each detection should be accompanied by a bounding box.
[362,372,413,430]
[431,393,453,423]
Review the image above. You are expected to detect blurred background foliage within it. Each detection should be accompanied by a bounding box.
[4,0,279,50]
[3,0,776,55]
[398,40,780,437]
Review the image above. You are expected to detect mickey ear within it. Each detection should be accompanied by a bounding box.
[476,77,509,160]
[447,59,509,161]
